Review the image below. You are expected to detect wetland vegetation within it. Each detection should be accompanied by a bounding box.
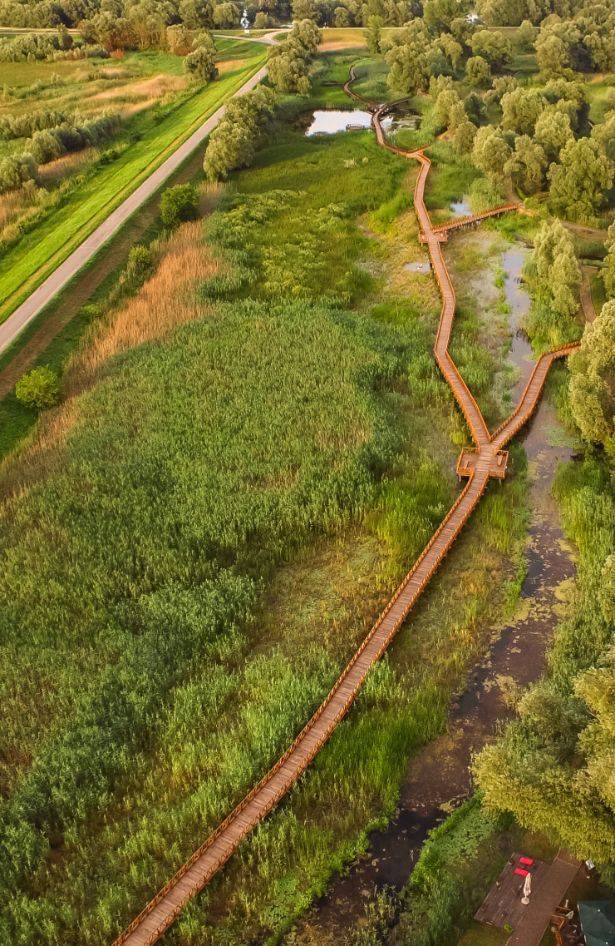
[0,1,613,944]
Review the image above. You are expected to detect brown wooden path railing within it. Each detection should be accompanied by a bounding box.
[432,203,518,235]
[109,69,579,946]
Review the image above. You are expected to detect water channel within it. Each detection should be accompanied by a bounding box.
[282,239,578,946]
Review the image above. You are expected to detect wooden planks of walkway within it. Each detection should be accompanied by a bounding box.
[109,68,580,946]
[506,852,581,946]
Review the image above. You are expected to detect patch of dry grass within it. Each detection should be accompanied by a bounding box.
[0,220,219,494]
[37,148,95,184]
[67,219,219,389]
[93,73,187,102]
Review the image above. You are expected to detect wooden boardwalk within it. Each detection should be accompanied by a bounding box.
[109,71,580,946]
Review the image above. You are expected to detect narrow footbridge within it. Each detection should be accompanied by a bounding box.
[110,71,580,946]
[430,203,520,239]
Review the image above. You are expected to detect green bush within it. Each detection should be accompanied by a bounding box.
[14,366,60,409]
[159,183,199,227]
[126,244,153,281]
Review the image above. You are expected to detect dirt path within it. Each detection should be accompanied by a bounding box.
[581,264,599,322]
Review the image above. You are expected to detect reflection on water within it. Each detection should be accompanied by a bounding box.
[450,196,472,216]
[305,110,372,136]
[501,246,534,401]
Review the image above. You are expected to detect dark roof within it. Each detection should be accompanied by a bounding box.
[579,900,615,946]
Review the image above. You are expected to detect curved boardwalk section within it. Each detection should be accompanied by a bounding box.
[110,69,579,946]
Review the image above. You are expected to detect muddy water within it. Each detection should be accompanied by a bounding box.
[502,246,534,403]
[282,245,576,946]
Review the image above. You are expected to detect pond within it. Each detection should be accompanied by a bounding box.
[450,196,472,217]
[305,109,372,136]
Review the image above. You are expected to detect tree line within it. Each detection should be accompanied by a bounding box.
[0,111,121,194]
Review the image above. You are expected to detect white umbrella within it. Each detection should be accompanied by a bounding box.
[522,872,532,905]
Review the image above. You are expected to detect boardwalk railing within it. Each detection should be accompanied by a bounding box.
[108,67,580,946]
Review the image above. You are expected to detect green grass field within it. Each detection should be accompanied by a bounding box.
[0,38,266,321]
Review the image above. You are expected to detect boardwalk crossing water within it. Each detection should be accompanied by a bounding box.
[109,69,580,946]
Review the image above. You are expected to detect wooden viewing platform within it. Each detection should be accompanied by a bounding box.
[109,68,581,946]
[475,850,581,946]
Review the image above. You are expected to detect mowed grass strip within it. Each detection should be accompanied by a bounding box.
[0,42,265,322]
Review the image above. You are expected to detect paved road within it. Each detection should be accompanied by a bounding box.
[0,37,277,357]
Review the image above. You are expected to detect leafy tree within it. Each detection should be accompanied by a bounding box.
[0,153,37,194]
[535,15,581,74]
[437,32,463,72]
[543,77,588,131]
[533,218,580,319]
[548,137,614,222]
[160,183,199,226]
[385,20,431,95]
[166,24,193,55]
[126,244,153,280]
[569,300,615,448]
[267,17,320,94]
[485,73,518,105]
[15,366,60,410]
[500,87,544,134]
[470,28,512,70]
[203,85,276,180]
[505,134,547,193]
[471,125,511,184]
[333,6,351,26]
[534,104,573,161]
[212,0,241,26]
[463,91,486,125]
[254,11,273,27]
[365,14,383,54]
[591,112,615,163]
[465,54,491,87]
[184,34,218,82]
[30,129,63,164]
[432,88,461,129]
[423,0,459,33]
[517,17,535,47]
[447,99,467,132]
[292,0,319,19]
[453,118,477,155]
[179,0,214,28]
[602,221,615,299]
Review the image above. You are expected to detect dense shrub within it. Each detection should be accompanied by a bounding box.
[15,366,60,409]
[0,32,67,62]
[0,152,37,192]
[159,182,199,226]
[0,112,122,194]
[0,109,69,141]
[392,797,504,946]
[0,300,409,941]
[184,33,217,82]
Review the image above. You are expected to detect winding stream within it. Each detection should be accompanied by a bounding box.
[284,239,577,946]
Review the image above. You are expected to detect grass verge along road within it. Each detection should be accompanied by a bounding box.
[0,42,267,346]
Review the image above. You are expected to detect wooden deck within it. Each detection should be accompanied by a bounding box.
[475,853,550,930]
[506,852,581,946]
[109,69,580,946]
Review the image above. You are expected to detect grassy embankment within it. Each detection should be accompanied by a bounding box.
[0,38,263,457]
[0,50,530,946]
[0,37,266,321]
